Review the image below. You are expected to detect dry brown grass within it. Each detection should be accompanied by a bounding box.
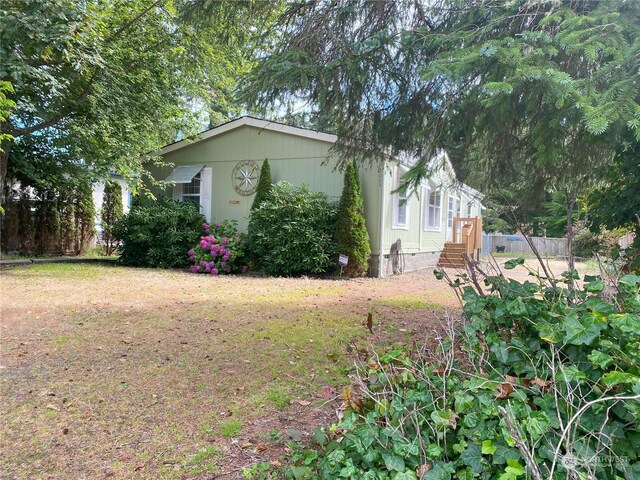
[0,264,457,479]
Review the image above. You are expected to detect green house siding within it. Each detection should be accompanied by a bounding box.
[146,117,482,276]
[148,123,383,255]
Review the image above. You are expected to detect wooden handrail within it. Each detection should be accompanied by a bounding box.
[452,217,482,260]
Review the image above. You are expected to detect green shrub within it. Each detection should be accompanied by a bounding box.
[283,262,640,479]
[248,181,338,276]
[113,197,204,268]
[335,161,370,277]
[251,158,272,211]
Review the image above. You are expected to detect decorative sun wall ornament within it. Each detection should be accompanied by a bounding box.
[232,160,259,196]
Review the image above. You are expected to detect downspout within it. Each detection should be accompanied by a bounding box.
[378,159,387,278]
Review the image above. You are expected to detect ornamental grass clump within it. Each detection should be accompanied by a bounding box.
[188,220,248,275]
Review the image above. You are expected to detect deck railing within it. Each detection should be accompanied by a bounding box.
[450,217,482,260]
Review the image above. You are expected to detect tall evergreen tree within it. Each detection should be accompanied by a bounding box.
[335,161,370,277]
[245,0,640,272]
[251,158,272,211]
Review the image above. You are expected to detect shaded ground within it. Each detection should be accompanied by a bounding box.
[0,258,593,479]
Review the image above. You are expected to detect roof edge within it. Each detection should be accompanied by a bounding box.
[151,116,338,157]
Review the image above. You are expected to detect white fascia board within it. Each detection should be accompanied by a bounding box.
[151,117,337,157]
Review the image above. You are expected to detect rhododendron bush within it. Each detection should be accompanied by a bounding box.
[188,220,248,275]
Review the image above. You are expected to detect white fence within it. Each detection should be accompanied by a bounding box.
[482,234,568,257]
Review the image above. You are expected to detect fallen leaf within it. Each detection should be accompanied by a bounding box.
[531,377,549,389]
[504,375,518,384]
[432,365,446,375]
[270,460,282,468]
[256,443,269,452]
[294,399,311,406]
[416,463,431,477]
[495,382,514,399]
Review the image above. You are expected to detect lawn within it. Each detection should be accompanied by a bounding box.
[0,259,595,479]
[0,264,458,479]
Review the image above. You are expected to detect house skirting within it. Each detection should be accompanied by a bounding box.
[369,251,441,278]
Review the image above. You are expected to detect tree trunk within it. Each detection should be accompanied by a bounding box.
[564,186,579,288]
[0,140,10,205]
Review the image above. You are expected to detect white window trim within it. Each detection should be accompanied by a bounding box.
[424,185,443,232]
[392,166,409,230]
[447,193,460,228]
[172,166,212,221]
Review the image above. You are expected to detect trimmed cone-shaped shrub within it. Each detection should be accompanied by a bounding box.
[251,158,272,211]
[335,161,370,277]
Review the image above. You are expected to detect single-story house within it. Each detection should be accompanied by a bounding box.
[147,116,484,277]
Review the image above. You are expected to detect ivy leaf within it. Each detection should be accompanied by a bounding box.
[290,465,313,479]
[430,410,458,429]
[383,453,406,472]
[312,426,326,446]
[505,297,528,316]
[610,313,640,335]
[563,314,606,345]
[584,279,604,293]
[585,297,617,315]
[587,350,614,369]
[460,443,483,473]
[499,459,526,480]
[423,463,452,480]
[504,258,525,270]
[620,274,640,286]
[490,341,510,364]
[492,444,520,465]
[601,371,638,388]
[392,471,419,480]
[482,440,497,455]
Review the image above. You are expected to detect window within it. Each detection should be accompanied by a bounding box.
[392,169,409,229]
[467,201,474,217]
[425,189,442,230]
[397,180,408,225]
[448,195,455,228]
[181,172,201,208]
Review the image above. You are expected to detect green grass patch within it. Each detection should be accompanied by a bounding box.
[380,295,446,311]
[185,446,221,475]
[218,419,242,438]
